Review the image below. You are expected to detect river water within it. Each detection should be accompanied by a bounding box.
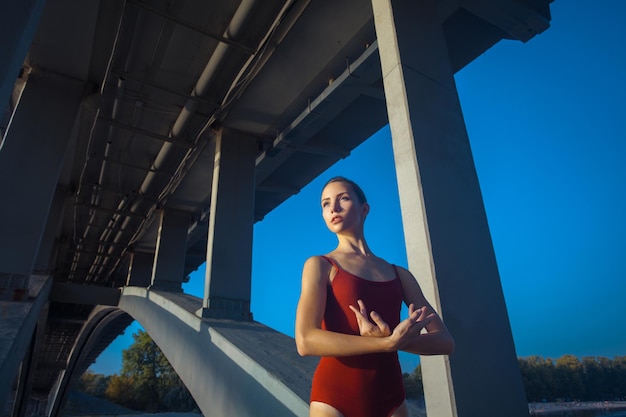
[540,409,626,417]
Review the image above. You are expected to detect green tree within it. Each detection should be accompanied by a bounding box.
[519,356,556,401]
[76,370,109,398]
[105,374,139,410]
[403,365,424,399]
[581,357,609,400]
[555,354,585,400]
[120,330,165,411]
[613,356,626,400]
[108,329,197,412]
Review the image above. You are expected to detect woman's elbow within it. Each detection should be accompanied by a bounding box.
[443,335,455,355]
[295,333,312,356]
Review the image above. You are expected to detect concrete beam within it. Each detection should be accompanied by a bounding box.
[372,0,528,416]
[462,0,551,42]
[49,283,121,306]
[0,71,84,298]
[0,0,47,111]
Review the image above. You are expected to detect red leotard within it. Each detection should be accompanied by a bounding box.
[310,256,405,417]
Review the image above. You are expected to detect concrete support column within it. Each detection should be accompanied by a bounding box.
[0,72,83,301]
[0,276,52,410]
[197,128,256,321]
[126,252,155,288]
[371,1,528,416]
[149,209,190,292]
[11,303,48,417]
[0,0,47,111]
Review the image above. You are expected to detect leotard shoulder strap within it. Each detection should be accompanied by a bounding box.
[392,264,400,280]
[319,255,339,269]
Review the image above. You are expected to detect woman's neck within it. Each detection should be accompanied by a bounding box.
[335,234,373,257]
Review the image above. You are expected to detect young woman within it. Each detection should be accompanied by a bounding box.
[295,176,454,417]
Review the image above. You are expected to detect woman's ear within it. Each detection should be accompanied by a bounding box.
[362,202,370,219]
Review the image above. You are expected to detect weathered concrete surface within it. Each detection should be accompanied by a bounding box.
[0,276,52,407]
[118,287,317,417]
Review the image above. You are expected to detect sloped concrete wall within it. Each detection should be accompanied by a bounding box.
[119,287,317,417]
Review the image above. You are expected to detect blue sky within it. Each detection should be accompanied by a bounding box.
[91,0,626,375]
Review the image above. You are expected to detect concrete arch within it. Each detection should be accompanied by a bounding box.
[46,306,133,417]
[118,287,316,417]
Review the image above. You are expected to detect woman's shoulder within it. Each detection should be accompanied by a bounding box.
[390,263,410,275]
[303,255,333,271]
[301,255,334,285]
[380,261,414,282]
[391,265,425,292]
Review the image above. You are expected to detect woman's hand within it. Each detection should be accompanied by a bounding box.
[349,299,391,337]
[389,303,435,350]
[349,299,436,352]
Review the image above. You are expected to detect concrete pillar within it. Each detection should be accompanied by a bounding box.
[0,0,47,111]
[371,1,528,416]
[197,128,257,320]
[0,276,52,410]
[149,209,190,292]
[0,72,83,301]
[126,251,155,288]
[11,303,48,417]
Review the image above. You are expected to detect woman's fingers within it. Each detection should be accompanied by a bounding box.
[416,315,434,330]
[415,306,427,322]
[369,311,391,335]
[399,307,433,335]
[348,305,365,323]
[349,300,393,337]
[349,300,369,321]
[357,299,367,315]
[348,304,360,316]
[351,299,435,339]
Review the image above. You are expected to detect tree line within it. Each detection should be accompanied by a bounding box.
[78,330,625,411]
[518,354,626,402]
[403,355,626,403]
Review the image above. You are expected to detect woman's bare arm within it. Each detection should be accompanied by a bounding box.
[395,266,455,355]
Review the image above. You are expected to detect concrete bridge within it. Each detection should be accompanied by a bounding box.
[1,0,553,416]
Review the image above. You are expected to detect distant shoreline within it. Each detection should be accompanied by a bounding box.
[406,400,626,417]
[529,401,626,415]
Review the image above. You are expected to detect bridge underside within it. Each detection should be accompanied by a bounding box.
[1,0,552,416]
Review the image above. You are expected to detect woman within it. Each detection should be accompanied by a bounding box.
[295,176,455,417]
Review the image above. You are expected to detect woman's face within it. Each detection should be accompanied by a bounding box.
[320,181,368,234]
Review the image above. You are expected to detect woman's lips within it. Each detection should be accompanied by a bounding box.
[331,216,343,224]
